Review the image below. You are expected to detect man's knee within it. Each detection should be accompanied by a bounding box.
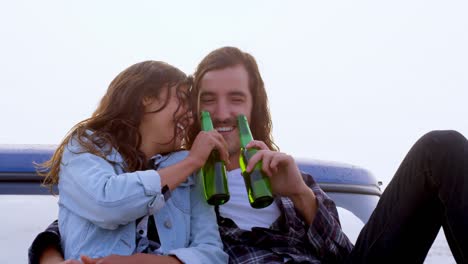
[423,130,465,147]
[418,130,466,158]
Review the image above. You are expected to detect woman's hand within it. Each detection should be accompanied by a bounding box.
[158,130,229,190]
[187,130,229,168]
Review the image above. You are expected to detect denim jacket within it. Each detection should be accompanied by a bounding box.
[58,138,227,263]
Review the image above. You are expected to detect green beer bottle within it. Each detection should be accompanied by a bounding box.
[237,114,274,208]
[199,111,230,205]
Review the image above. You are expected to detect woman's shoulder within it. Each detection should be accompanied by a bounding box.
[156,150,189,168]
[63,131,122,163]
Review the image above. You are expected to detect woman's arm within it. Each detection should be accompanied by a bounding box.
[158,129,230,191]
[59,149,167,229]
[59,130,226,230]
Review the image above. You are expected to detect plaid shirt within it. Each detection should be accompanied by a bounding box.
[216,172,353,264]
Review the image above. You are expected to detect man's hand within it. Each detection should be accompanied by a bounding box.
[81,254,182,264]
[39,246,77,264]
[245,140,308,196]
[245,140,318,225]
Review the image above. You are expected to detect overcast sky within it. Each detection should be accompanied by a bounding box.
[1,0,467,186]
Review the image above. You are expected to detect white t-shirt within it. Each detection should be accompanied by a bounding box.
[218,168,281,230]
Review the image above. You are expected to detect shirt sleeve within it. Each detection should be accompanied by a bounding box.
[301,173,353,262]
[28,220,62,264]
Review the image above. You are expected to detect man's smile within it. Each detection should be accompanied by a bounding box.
[215,126,235,133]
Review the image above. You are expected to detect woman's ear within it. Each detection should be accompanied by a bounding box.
[142,96,154,107]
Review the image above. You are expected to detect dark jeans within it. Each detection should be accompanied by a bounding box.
[348,130,468,263]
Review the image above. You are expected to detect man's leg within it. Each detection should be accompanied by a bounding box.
[349,130,467,263]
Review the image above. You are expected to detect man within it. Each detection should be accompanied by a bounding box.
[186,47,352,263]
[30,47,468,263]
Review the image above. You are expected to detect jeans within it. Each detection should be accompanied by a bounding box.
[349,130,468,263]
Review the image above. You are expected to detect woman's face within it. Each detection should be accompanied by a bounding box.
[139,84,191,155]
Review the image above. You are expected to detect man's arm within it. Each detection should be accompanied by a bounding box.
[38,247,67,264]
[300,172,353,260]
[80,254,181,264]
[289,184,318,225]
[29,220,64,264]
[28,222,183,264]
[244,141,320,224]
[245,140,353,261]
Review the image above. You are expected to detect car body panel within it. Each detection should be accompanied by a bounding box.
[0,145,453,263]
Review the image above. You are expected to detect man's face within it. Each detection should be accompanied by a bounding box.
[198,64,253,157]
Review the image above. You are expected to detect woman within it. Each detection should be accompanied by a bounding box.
[37,61,228,263]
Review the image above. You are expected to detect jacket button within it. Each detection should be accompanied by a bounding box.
[164,220,172,229]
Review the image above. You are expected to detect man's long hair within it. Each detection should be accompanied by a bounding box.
[39,61,191,188]
[188,47,277,151]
